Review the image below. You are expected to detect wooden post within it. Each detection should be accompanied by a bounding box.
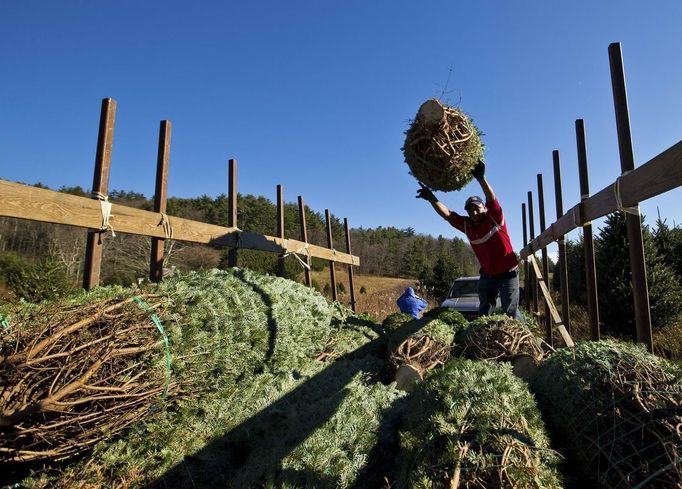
[527,191,539,316]
[277,184,285,277]
[521,203,529,308]
[325,209,338,301]
[149,120,171,283]
[537,174,553,346]
[83,98,116,290]
[344,217,356,312]
[576,119,601,341]
[609,42,653,351]
[227,159,238,267]
[553,150,571,335]
[297,196,312,287]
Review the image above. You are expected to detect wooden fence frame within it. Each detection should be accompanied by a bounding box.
[521,43,682,352]
[0,100,360,311]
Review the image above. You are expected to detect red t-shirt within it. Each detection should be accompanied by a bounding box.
[446,198,518,276]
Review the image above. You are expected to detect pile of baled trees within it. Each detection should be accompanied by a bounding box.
[1,269,680,488]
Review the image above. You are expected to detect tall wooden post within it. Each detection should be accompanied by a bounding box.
[277,184,285,277]
[527,191,539,316]
[325,209,338,301]
[521,203,529,308]
[344,218,356,312]
[298,195,312,287]
[83,98,116,290]
[537,174,553,346]
[227,159,238,267]
[552,150,571,335]
[609,42,653,351]
[149,120,172,282]
[575,119,601,341]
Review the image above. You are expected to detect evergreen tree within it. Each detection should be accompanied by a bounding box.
[552,236,587,307]
[653,217,682,280]
[595,212,682,337]
[427,254,461,302]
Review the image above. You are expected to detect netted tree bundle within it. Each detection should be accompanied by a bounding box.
[15,269,393,488]
[1,268,333,471]
[0,294,174,463]
[531,340,682,488]
[402,99,484,191]
[423,307,468,329]
[382,312,415,335]
[455,314,544,363]
[315,305,385,362]
[44,327,397,488]
[388,318,458,374]
[396,359,562,488]
[157,268,334,377]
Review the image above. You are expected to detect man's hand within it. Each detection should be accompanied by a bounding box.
[416,182,436,202]
[472,160,485,180]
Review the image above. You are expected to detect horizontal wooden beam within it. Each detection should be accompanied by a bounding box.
[520,140,682,258]
[211,231,360,266]
[0,179,360,266]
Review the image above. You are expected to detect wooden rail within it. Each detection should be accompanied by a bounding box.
[520,139,682,259]
[0,94,360,308]
[520,42,682,351]
[0,179,360,267]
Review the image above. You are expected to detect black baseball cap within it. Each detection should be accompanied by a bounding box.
[465,196,484,209]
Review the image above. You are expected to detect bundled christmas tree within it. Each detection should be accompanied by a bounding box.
[532,340,682,488]
[2,269,405,488]
[402,99,484,191]
[396,359,562,488]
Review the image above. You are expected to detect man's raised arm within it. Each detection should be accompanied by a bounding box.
[473,161,496,203]
[416,182,451,219]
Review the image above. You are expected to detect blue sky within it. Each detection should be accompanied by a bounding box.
[2,1,681,259]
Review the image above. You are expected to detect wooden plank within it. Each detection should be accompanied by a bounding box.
[527,191,539,316]
[215,231,360,266]
[553,150,571,336]
[298,195,312,287]
[521,203,530,308]
[277,184,285,277]
[227,159,238,267]
[0,179,361,266]
[537,173,553,346]
[576,119,600,341]
[609,42,653,351]
[519,139,682,259]
[529,254,575,348]
[83,98,116,290]
[150,120,171,283]
[344,217,356,312]
[325,209,338,301]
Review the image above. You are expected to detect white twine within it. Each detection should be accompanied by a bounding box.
[158,213,175,266]
[282,242,312,270]
[282,251,312,270]
[91,192,115,237]
[614,171,640,216]
[158,213,174,240]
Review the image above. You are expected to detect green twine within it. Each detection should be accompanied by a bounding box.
[0,314,10,332]
[0,314,14,348]
[132,296,171,399]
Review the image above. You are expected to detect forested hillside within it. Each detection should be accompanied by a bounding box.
[0,184,478,303]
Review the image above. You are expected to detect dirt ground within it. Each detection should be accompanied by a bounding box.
[310,270,435,322]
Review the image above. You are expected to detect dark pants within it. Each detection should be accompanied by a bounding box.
[478,268,520,319]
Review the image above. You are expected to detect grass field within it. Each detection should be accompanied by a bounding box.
[309,269,435,322]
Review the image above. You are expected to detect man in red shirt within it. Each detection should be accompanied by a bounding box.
[416,161,520,318]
